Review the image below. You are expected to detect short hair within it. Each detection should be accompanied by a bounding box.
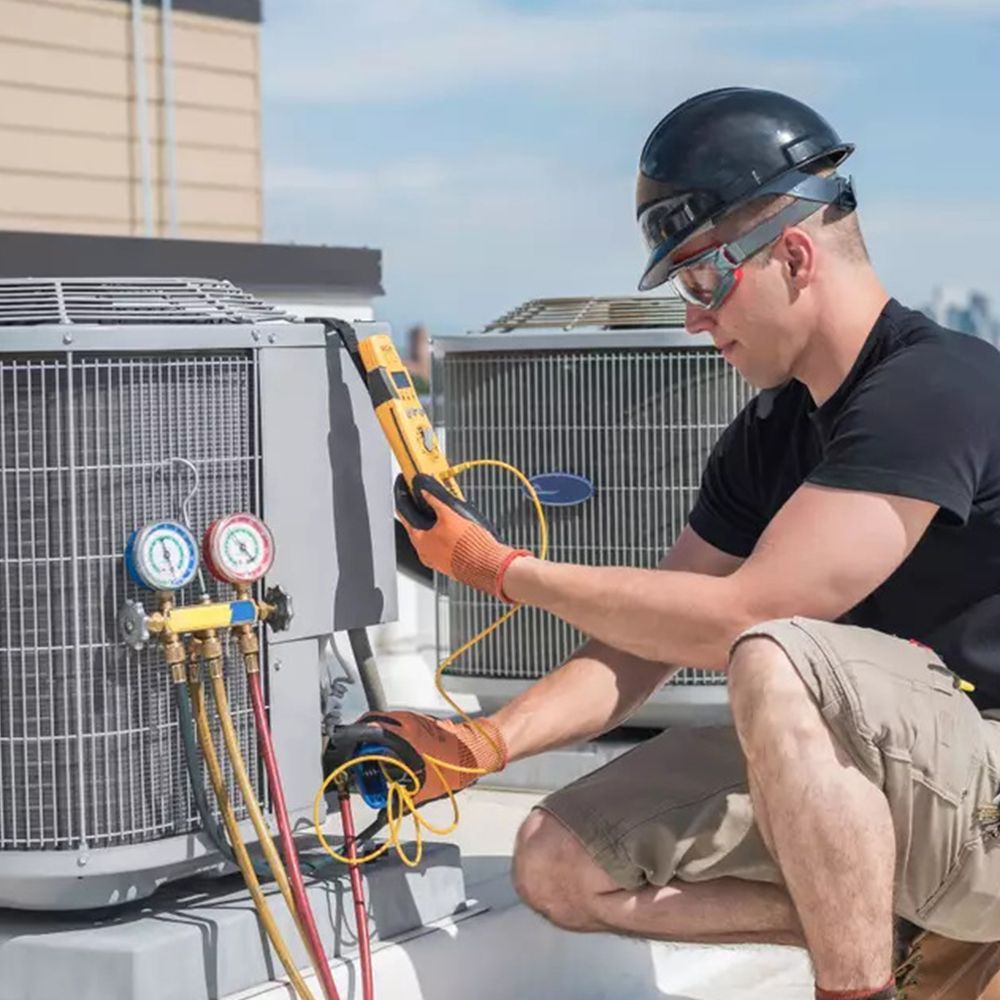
[718,163,870,265]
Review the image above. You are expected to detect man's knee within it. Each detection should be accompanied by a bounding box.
[512,809,609,931]
[728,630,860,780]
[728,632,812,727]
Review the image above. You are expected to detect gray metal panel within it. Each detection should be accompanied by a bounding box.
[104,0,262,22]
[0,821,253,910]
[0,843,467,999]
[444,676,731,732]
[0,323,326,353]
[258,340,396,640]
[433,328,711,354]
[264,637,323,818]
[0,289,389,910]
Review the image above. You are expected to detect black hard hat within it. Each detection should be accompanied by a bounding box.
[636,87,855,291]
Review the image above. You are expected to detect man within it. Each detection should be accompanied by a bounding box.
[371,88,1000,999]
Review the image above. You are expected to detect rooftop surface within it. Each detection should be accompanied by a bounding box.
[237,787,814,1000]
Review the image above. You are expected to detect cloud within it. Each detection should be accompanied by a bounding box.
[858,0,1000,10]
[266,152,1000,333]
[262,0,852,107]
[266,151,645,330]
[261,0,1000,331]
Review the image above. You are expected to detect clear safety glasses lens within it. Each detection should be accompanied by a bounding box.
[666,247,738,310]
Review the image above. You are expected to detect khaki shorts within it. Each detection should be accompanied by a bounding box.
[539,617,1000,942]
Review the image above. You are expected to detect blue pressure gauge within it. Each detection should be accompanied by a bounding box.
[125,521,199,591]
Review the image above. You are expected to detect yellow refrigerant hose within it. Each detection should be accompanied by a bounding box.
[205,652,308,939]
[187,661,317,1000]
[313,459,548,868]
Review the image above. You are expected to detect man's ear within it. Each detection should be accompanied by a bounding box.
[780,227,815,286]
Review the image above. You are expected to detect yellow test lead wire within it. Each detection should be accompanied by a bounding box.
[312,458,548,869]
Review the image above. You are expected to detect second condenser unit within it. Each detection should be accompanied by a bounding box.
[432,296,752,725]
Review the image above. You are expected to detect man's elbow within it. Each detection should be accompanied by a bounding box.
[684,596,766,671]
[711,579,850,668]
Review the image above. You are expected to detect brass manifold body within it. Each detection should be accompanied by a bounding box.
[118,585,291,654]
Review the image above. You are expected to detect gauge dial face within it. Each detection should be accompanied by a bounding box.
[205,513,274,585]
[129,521,199,591]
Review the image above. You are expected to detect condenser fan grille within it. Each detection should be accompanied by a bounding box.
[435,295,750,688]
[0,352,266,850]
[483,296,688,332]
[0,278,292,327]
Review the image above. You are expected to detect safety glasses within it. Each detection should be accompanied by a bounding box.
[665,194,833,310]
[639,172,857,301]
[667,242,748,311]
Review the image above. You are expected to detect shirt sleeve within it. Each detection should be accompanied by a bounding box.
[688,401,768,557]
[806,343,991,525]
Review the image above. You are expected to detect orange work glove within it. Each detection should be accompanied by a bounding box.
[395,474,530,601]
[360,710,509,807]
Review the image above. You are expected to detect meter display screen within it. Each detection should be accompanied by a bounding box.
[392,370,412,390]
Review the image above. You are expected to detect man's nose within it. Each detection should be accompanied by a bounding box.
[685,302,714,333]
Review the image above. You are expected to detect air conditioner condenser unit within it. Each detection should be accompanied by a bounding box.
[432,296,753,727]
[0,278,395,910]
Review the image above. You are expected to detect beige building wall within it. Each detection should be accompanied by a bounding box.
[0,0,261,241]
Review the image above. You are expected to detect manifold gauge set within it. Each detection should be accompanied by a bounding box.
[124,513,274,592]
[118,512,290,652]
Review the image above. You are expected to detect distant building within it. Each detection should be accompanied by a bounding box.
[923,287,1000,347]
[0,1,384,320]
[0,0,262,241]
[404,323,431,393]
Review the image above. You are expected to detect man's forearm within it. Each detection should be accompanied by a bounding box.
[503,556,751,670]
[489,640,679,763]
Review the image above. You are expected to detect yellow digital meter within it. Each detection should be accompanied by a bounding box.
[357,333,464,500]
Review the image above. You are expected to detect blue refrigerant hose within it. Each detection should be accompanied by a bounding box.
[173,682,272,878]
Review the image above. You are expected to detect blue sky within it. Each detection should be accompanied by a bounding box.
[261,0,1000,338]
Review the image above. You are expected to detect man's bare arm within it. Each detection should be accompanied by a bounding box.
[502,484,939,669]
[491,526,744,763]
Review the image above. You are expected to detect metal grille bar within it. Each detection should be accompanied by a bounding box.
[483,296,688,332]
[0,353,266,850]
[0,278,292,327]
[436,347,752,684]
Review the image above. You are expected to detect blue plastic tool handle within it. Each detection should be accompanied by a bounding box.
[351,742,391,809]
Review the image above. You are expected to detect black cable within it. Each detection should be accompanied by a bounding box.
[395,519,433,586]
[347,627,387,713]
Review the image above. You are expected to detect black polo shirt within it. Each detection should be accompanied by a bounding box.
[689,298,1000,711]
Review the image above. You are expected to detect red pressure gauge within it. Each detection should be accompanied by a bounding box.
[202,513,275,586]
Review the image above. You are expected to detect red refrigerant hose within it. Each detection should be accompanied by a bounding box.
[247,671,347,1000]
[339,787,375,1000]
